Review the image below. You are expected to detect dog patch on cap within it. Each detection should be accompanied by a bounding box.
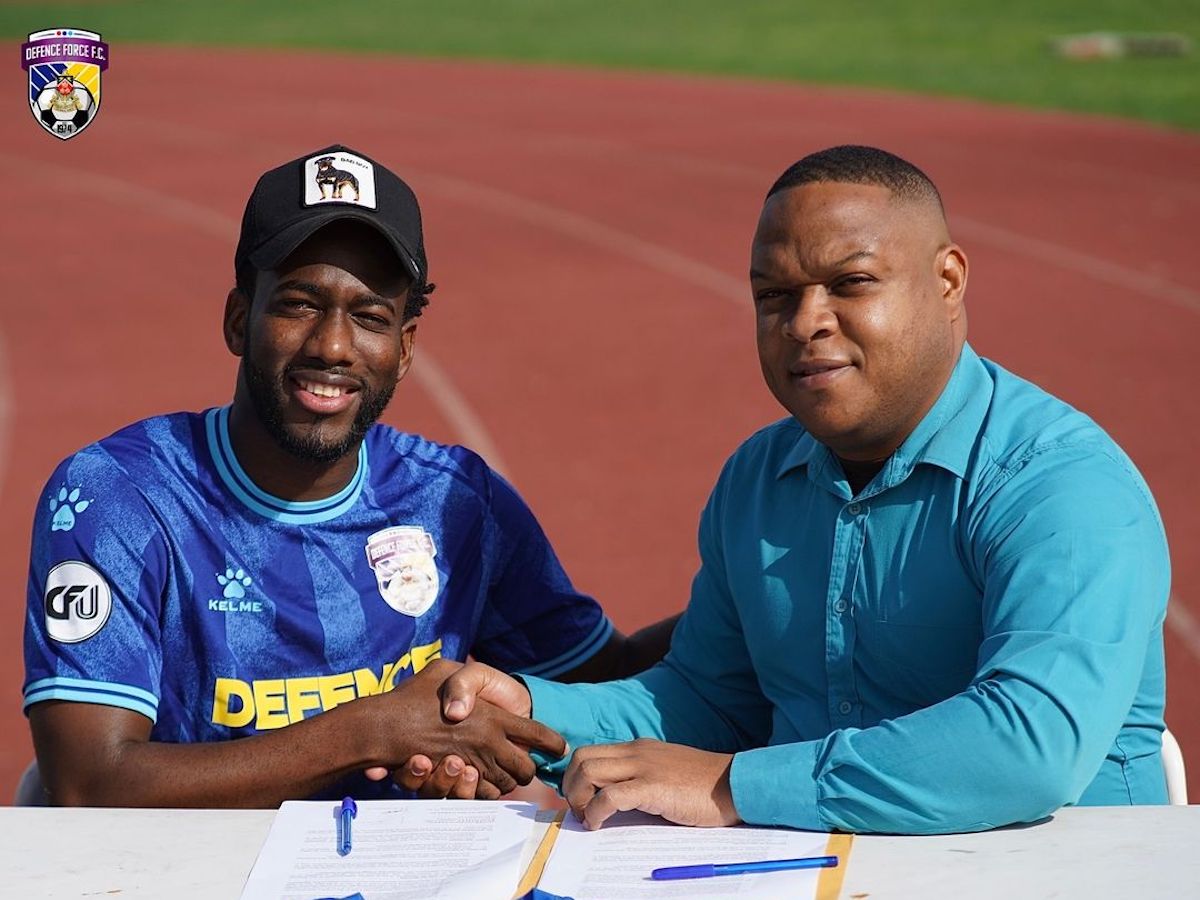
[303,151,377,209]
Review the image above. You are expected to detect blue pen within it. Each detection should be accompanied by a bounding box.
[651,854,838,880]
[338,797,357,856]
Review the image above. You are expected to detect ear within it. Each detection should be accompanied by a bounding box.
[223,288,250,357]
[394,319,419,383]
[939,244,968,324]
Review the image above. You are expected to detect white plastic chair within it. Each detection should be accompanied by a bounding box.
[1163,727,1188,806]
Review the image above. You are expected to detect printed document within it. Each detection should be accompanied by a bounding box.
[240,799,538,900]
[537,810,834,899]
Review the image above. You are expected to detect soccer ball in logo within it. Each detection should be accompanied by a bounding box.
[35,74,94,139]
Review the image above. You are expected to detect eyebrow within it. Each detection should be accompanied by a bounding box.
[749,249,875,280]
[273,279,326,297]
[273,280,397,313]
[832,250,876,267]
[352,294,397,314]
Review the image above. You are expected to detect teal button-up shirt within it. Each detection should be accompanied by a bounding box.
[526,344,1169,833]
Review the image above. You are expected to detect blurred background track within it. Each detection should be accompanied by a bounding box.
[0,45,1196,800]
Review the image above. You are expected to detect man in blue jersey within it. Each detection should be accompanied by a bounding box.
[23,145,677,807]
[429,146,1171,832]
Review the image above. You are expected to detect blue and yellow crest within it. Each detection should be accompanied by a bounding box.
[21,28,109,140]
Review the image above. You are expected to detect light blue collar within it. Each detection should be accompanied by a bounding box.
[774,343,992,496]
[204,406,367,524]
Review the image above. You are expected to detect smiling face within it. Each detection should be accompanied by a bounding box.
[750,181,968,462]
[225,220,416,466]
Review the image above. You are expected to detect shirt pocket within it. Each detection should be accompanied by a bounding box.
[857,582,982,701]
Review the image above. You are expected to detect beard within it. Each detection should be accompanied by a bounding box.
[242,352,396,465]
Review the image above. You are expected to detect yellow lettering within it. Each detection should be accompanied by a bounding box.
[411,639,443,673]
[211,677,254,728]
[385,653,411,690]
[353,666,386,696]
[285,676,323,724]
[253,679,289,730]
[211,637,445,730]
[317,671,357,711]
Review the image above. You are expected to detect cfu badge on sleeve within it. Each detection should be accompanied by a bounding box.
[21,28,109,140]
[365,526,441,617]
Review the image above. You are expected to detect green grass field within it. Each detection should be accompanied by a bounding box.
[5,1,1198,130]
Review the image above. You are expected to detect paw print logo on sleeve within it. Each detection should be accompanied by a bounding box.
[217,568,253,599]
[49,486,92,533]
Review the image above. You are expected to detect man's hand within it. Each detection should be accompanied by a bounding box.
[369,657,556,801]
[382,663,539,798]
[439,661,533,721]
[378,753,503,800]
[562,739,741,830]
[371,659,563,795]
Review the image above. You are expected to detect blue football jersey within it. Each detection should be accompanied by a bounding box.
[24,407,612,749]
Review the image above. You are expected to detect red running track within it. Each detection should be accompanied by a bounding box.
[0,46,1196,800]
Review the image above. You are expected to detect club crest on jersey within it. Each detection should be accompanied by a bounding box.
[365,526,439,617]
[21,28,109,140]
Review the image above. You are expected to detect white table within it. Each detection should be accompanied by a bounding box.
[840,805,1200,898]
[0,805,1196,898]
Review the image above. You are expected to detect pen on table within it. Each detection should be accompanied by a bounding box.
[338,797,357,856]
[651,854,838,881]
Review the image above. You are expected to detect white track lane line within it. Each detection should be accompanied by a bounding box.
[1167,597,1200,664]
[408,354,509,477]
[414,171,748,303]
[0,152,508,475]
[950,217,1200,316]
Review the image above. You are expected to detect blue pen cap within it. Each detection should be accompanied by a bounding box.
[341,796,357,817]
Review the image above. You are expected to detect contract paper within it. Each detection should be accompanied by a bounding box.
[537,811,834,899]
[240,799,538,900]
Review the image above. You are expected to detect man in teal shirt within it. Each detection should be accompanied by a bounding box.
[426,145,1170,834]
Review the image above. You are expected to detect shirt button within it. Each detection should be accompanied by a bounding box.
[847,502,862,515]
[834,598,848,614]
[838,701,853,714]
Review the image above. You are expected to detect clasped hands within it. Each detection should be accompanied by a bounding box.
[373,660,740,829]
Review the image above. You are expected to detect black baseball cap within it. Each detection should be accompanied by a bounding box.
[234,144,427,285]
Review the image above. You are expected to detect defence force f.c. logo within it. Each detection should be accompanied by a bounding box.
[21,28,109,140]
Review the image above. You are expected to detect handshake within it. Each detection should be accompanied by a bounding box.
[364,659,560,800]
[362,658,741,830]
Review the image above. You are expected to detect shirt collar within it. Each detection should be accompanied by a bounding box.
[886,342,991,483]
[774,343,992,486]
[775,427,821,478]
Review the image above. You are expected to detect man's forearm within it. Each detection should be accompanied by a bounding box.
[33,659,564,808]
[526,660,749,786]
[35,696,388,808]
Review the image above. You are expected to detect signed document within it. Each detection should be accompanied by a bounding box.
[240,800,538,900]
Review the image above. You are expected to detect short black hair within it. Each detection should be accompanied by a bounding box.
[234,264,435,321]
[766,145,943,212]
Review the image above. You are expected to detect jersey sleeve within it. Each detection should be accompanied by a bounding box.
[23,447,170,723]
[469,469,612,678]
